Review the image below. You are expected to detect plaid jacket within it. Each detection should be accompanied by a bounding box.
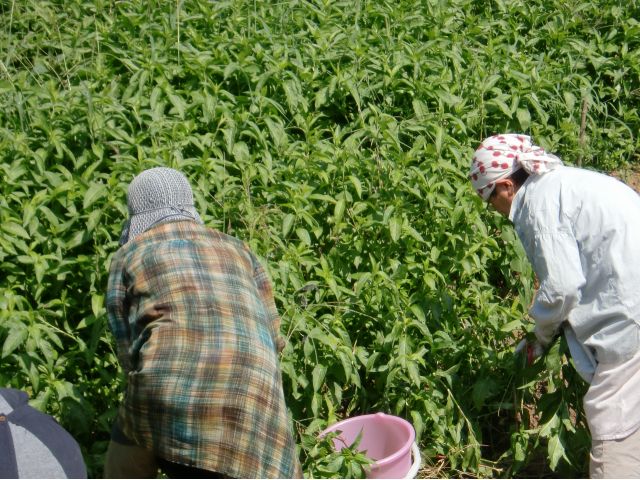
[106,220,301,478]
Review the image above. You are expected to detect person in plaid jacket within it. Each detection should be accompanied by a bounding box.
[104,167,300,479]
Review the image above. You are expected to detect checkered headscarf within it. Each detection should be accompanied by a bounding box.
[469,134,562,201]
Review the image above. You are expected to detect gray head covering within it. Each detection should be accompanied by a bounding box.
[119,167,203,245]
[0,388,87,478]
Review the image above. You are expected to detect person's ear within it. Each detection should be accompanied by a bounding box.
[502,178,516,198]
[494,179,510,195]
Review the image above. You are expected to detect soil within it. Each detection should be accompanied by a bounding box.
[611,165,640,193]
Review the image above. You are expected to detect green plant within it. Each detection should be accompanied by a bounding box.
[1,0,637,477]
[300,425,374,479]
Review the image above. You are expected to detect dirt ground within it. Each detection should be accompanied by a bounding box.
[611,165,640,192]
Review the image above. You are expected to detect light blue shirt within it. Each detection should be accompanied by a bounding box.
[510,166,640,369]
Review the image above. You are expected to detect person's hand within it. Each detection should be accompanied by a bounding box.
[514,337,544,366]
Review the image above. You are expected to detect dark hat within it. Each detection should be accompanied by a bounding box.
[0,388,87,478]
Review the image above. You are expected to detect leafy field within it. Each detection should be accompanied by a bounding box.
[1,0,639,477]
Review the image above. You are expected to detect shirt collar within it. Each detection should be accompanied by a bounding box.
[508,177,531,221]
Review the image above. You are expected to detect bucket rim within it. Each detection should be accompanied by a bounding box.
[319,412,416,469]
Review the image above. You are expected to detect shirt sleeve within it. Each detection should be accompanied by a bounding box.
[528,230,586,345]
[106,251,133,372]
[252,255,285,352]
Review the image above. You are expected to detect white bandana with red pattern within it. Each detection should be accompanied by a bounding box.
[469,134,562,201]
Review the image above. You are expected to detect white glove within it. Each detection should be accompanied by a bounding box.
[515,338,544,366]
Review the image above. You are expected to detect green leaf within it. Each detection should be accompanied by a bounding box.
[472,377,497,409]
[167,93,186,118]
[334,198,346,224]
[516,108,531,130]
[282,213,295,237]
[232,142,250,163]
[312,364,327,392]
[338,350,353,382]
[83,182,107,210]
[349,176,363,199]
[2,222,30,240]
[407,361,421,386]
[66,230,89,249]
[389,216,402,242]
[2,326,28,358]
[86,210,102,232]
[403,224,424,243]
[547,434,566,471]
[91,294,104,317]
[311,392,322,417]
[296,228,311,246]
[500,319,524,332]
[410,304,426,323]
[488,97,512,117]
[412,99,429,119]
[265,117,287,149]
[514,437,526,462]
[411,410,424,442]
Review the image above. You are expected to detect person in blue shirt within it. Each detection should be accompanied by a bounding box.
[470,133,640,478]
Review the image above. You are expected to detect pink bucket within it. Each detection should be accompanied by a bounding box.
[320,413,417,479]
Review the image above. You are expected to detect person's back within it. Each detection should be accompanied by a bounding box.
[105,167,300,479]
[108,221,297,478]
[511,165,640,365]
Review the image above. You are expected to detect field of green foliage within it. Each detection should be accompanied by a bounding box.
[1,0,639,477]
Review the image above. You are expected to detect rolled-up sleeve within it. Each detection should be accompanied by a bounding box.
[529,230,586,345]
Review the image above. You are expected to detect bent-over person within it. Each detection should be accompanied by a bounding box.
[470,134,640,478]
[104,167,301,479]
